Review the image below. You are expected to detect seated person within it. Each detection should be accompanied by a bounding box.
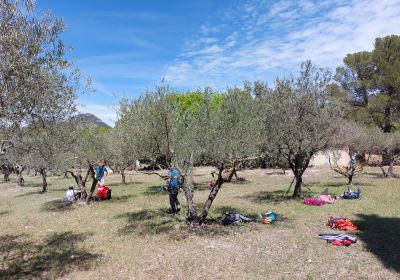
[65,186,76,202]
[65,186,83,202]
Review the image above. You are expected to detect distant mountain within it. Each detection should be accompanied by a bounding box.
[72,113,110,128]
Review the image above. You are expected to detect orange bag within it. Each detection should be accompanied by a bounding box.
[335,219,358,231]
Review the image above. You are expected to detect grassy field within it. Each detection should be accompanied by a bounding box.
[0,166,399,280]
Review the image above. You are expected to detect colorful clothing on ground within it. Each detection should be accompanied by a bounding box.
[327,216,358,231]
[319,233,357,246]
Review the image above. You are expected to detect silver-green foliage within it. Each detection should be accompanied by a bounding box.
[260,61,340,197]
[0,0,79,156]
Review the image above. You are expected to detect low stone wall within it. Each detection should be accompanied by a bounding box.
[310,150,350,167]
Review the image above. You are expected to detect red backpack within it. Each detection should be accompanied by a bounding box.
[97,186,111,200]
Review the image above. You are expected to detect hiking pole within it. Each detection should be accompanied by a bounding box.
[285,176,296,196]
[302,182,315,194]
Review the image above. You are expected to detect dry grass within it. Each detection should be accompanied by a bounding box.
[0,166,399,279]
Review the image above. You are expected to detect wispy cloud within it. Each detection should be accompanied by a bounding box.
[77,51,165,96]
[164,0,400,89]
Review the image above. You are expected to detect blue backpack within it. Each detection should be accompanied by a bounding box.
[168,168,181,188]
[342,186,361,199]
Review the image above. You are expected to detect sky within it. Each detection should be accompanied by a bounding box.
[37,0,400,126]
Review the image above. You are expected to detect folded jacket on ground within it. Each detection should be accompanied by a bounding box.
[314,194,335,203]
[319,233,357,246]
[304,198,326,206]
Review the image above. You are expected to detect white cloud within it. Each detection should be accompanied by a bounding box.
[184,45,225,57]
[164,0,400,89]
[200,24,220,35]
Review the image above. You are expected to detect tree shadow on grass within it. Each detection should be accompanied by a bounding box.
[210,206,258,217]
[107,194,137,203]
[115,208,184,236]
[306,182,346,188]
[194,182,210,191]
[16,192,46,198]
[0,210,11,216]
[239,190,294,203]
[240,189,316,203]
[264,170,287,175]
[24,182,44,189]
[362,172,400,179]
[354,214,400,273]
[116,205,265,239]
[142,185,166,196]
[0,231,98,279]
[193,206,263,237]
[16,188,66,198]
[41,199,74,212]
[106,181,144,187]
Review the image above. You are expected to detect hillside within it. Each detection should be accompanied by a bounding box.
[72,113,110,128]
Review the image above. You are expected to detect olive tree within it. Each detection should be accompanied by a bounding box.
[66,126,110,201]
[372,130,400,177]
[189,87,259,224]
[106,120,138,185]
[119,86,259,226]
[0,153,26,186]
[23,122,75,192]
[0,0,79,177]
[260,61,340,198]
[329,122,381,184]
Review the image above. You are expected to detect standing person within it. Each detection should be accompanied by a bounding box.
[95,161,111,200]
[135,159,141,171]
[166,163,181,214]
[95,161,108,186]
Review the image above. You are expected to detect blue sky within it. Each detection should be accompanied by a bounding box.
[37,0,400,126]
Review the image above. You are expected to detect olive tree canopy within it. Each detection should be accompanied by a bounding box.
[260,61,340,198]
[0,0,79,157]
[118,85,259,225]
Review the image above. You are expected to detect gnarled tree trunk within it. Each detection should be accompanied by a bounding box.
[191,164,227,226]
[182,178,197,222]
[379,158,395,178]
[196,180,223,225]
[4,172,10,182]
[86,162,98,203]
[290,157,310,199]
[121,168,126,185]
[16,165,25,187]
[348,174,353,185]
[40,169,48,192]
[293,175,303,199]
[2,165,12,182]
[226,161,238,182]
[66,170,88,200]
[387,159,394,177]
